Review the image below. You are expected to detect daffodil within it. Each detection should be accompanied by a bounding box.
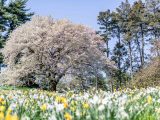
[40,104,47,111]
[7,108,12,114]
[63,102,68,109]
[0,98,4,103]
[64,112,72,120]
[70,107,76,112]
[0,112,4,120]
[71,100,77,106]
[55,96,61,103]
[83,103,89,109]
[11,114,19,120]
[147,95,152,104]
[61,97,67,103]
[0,106,5,112]
[6,113,19,120]
[1,101,6,105]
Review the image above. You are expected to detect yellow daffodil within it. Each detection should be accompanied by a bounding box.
[80,111,86,116]
[0,112,4,120]
[55,96,60,103]
[71,100,77,106]
[83,103,89,109]
[6,114,19,120]
[147,95,152,104]
[70,107,76,112]
[63,102,68,109]
[7,108,12,114]
[67,92,73,97]
[64,112,72,120]
[40,104,47,111]
[1,101,6,105]
[55,96,67,103]
[0,106,5,112]
[0,98,4,103]
[61,97,67,103]
[11,114,19,120]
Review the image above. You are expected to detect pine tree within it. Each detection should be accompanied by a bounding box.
[146,0,160,39]
[146,0,160,57]
[114,0,134,79]
[97,0,134,87]
[6,0,34,37]
[111,41,129,88]
[0,0,33,67]
[110,11,125,84]
[0,0,7,64]
[97,10,112,58]
[131,0,148,68]
[97,0,159,88]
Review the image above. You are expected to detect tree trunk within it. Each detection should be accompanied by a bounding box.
[117,28,122,87]
[106,40,109,58]
[154,33,160,57]
[118,34,121,70]
[140,24,145,68]
[0,64,1,73]
[48,68,68,91]
[128,41,133,80]
[136,34,142,69]
[49,79,58,91]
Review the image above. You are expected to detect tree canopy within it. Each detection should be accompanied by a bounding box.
[2,16,114,91]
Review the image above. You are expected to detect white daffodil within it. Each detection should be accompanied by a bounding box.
[98,104,105,111]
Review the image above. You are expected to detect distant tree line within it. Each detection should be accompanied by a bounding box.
[97,0,160,88]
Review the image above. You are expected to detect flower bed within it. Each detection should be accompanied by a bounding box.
[0,87,160,120]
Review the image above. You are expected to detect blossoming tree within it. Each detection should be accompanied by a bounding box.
[2,16,114,91]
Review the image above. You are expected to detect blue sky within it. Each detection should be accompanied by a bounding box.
[27,0,136,30]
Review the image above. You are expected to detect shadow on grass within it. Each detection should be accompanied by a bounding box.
[0,85,34,90]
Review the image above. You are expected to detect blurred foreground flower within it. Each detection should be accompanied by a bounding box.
[40,104,47,111]
[147,96,152,104]
[64,112,72,120]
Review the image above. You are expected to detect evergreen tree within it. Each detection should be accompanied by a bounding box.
[131,0,148,68]
[97,10,112,58]
[98,0,134,87]
[111,41,129,88]
[0,0,7,64]
[113,0,134,80]
[146,0,160,57]
[97,0,160,88]
[146,0,160,39]
[0,0,33,66]
[6,0,34,37]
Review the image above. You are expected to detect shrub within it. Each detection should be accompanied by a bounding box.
[128,57,160,88]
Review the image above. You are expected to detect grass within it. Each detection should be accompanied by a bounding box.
[0,86,32,90]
